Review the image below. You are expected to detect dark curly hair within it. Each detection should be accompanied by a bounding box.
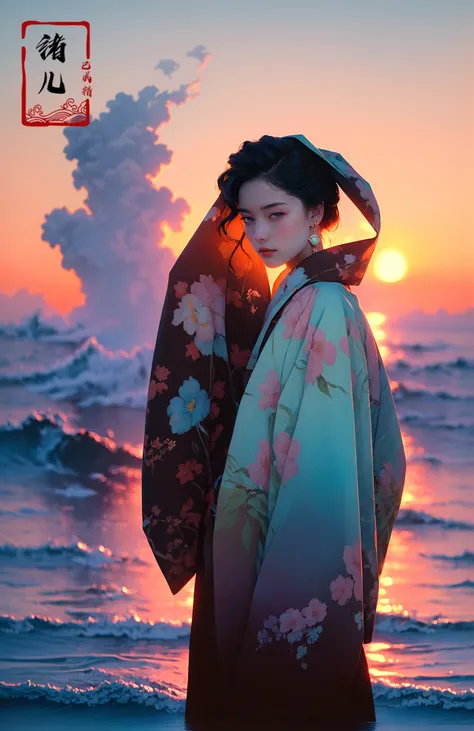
[216,134,341,274]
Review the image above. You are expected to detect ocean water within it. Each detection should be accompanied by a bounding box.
[0,308,473,730]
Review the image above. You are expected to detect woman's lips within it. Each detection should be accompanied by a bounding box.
[260,249,276,257]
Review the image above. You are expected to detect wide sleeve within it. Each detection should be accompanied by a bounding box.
[366,328,407,578]
[141,267,216,596]
[141,220,271,596]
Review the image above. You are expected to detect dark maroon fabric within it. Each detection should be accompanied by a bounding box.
[184,509,376,728]
[141,195,271,595]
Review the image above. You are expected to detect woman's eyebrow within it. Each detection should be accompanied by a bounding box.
[238,202,288,213]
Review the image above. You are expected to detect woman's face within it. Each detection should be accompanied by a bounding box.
[238,178,323,270]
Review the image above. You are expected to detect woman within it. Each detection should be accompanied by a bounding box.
[141,134,406,728]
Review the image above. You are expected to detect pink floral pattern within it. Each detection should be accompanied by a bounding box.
[329,540,363,605]
[171,274,227,357]
[274,431,301,486]
[339,333,350,357]
[338,314,362,362]
[258,597,327,670]
[281,287,318,339]
[247,439,271,491]
[330,575,355,605]
[303,325,337,384]
[258,370,281,410]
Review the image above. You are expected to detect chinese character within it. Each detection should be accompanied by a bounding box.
[36,32,66,62]
[38,70,66,95]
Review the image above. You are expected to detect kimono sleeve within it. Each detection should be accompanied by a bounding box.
[370,349,407,577]
[141,234,271,597]
[141,272,214,596]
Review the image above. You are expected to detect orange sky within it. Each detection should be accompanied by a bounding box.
[1,1,473,322]
[1,164,473,320]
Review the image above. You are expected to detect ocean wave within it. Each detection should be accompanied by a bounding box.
[375,611,474,634]
[1,319,471,411]
[0,540,148,569]
[390,356,474,373]
[393,382,471,402]
[0,412,140,474]
[410,453,443,466]
[4,609,472,642]
[54,484,98,498]
[0,676,473,712]
[386,340,449,352]
[396,509,474,530]
[0,312,89,344]
[419,549,474,565]
[430,500,474,508]
[399,413,474,431]
[0,678,185,711]
[0,613,190,640]
[0,506,52,517]
[0,336,151,408]
[372,678,474,710]
[39,583,137,606]
[419,580,474,590]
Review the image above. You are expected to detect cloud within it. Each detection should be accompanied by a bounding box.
[186,45,212,64]
[154,59,180,78]
[0,288,61,324]
[394,308,474,331]
[40,48,211,350]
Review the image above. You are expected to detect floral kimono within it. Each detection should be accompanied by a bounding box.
[141,134,406,725]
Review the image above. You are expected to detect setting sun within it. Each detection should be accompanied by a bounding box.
[373,249,408,283]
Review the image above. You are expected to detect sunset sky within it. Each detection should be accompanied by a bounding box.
[1,0,473,326]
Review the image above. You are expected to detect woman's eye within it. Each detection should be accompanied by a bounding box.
[241,212,284,223]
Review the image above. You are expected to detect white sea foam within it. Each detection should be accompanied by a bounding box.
[0,677,186,710]
[0,412,140,473]
[0,613,191,640]
[0,336,152,408]
[0,540,148,569]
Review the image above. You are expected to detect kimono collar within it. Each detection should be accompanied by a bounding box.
[270,134,381,300]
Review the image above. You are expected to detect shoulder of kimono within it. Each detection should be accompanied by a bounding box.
[306,280,357,312]
[312,280,367,318]
[298,282,368,342]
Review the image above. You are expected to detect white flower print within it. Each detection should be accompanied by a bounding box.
[171,274,226,357]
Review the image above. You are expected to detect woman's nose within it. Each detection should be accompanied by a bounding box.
[255,225,269,242]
